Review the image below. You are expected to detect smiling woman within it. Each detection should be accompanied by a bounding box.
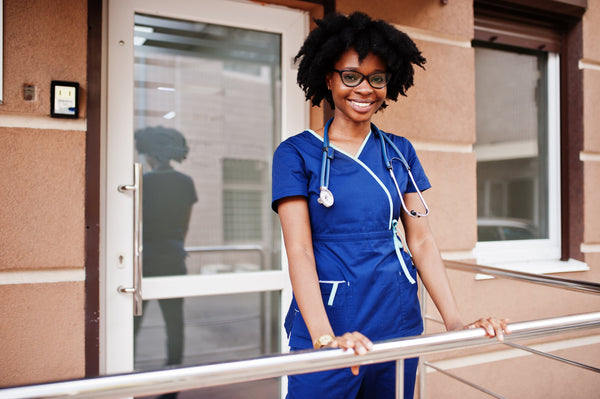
[272,11,509,399]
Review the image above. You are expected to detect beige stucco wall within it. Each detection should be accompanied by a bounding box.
[2,0,88,116]
[0,0,598,394]
[0,0,88,387]
[337,0,600,398]
[0,282,85,387]
[0,128,85,270]
[583,0,600,253]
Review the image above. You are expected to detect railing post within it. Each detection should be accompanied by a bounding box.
[396,359,404,399]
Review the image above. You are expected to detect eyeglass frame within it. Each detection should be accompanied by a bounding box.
[330,69,392,89]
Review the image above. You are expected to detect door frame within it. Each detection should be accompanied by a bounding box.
[101,0,308,376]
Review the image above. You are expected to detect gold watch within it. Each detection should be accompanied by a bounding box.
[314,334,335,349]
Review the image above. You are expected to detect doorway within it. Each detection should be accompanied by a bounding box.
[103,0,307,396]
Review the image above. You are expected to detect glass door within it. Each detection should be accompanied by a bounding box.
[104,0,307,396]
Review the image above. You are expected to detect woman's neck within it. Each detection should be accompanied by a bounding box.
[329,117,370,138]
[326,118,371,156]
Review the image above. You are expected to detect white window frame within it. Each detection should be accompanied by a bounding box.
[473,52,587,275]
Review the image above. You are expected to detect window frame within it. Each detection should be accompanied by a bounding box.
[472,2,588,273]
[474,50,562,266]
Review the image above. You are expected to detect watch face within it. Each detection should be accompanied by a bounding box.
[316,334,334,348]
[318,188,334,207]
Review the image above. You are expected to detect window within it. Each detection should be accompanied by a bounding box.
[473,15,563,267]
[475,46,558,244]
[222,158,266,243]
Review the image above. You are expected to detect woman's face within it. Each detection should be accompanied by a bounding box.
[327,48,387,125]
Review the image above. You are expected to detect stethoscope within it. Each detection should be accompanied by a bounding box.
[319,118,430,218]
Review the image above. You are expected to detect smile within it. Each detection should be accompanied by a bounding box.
[350,100,373,108]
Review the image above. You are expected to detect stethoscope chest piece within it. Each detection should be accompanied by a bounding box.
[318,187,334,208]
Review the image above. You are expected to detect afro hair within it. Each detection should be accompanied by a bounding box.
[295,12,426,109]
[134,126,189,164]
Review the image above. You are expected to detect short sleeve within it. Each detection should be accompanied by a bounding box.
[271,140,309,212]
[393,135,431,194]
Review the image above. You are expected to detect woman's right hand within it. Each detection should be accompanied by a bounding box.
[324,332,373,375]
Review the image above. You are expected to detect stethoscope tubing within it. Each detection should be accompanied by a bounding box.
[320,118,429,217]
[376,127,429,217]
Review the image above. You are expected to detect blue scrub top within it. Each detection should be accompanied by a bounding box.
[272,125,431,349]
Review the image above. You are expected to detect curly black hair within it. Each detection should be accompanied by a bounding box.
[135,126,189,164]
[295,12,426,110]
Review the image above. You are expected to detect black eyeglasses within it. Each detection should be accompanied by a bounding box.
[331,69,391,89]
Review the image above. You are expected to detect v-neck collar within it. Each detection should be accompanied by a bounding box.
[307,129,372,159]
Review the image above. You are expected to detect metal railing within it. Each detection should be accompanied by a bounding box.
[444,260,600,295]
[0,312,599,399]
[417,260,600,398]
[1,261,598,399]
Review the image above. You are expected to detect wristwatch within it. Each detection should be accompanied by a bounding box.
[314,334,335,349]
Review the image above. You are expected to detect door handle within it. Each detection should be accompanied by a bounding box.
[117,163,143,316]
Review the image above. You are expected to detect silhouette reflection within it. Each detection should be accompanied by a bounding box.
[134,126,197,374]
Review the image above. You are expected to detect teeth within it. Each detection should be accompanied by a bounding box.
[351,101,370,108]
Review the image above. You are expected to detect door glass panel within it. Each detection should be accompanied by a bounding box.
[135,292,280,369]
[131,13,282,397]
[135,292,281,398]
[133,13,282,276]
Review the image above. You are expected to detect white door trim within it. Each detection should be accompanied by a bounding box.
[102,0,307,376]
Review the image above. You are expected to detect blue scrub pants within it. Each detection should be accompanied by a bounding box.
[287,355,419,399]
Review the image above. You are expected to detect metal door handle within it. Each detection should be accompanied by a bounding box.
[117,163,143,316]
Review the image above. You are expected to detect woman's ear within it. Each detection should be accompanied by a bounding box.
[325,72,333,90]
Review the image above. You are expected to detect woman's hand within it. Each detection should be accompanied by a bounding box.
[464,317,511,341]
[323,332,373,375]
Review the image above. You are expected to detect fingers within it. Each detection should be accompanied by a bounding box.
[326,332,373,375]
[466,317,511,341]
[334,331,373,354]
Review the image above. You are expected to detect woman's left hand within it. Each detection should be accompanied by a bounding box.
[465,317,510,341]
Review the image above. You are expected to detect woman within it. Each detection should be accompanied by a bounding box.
[271,12,508,399]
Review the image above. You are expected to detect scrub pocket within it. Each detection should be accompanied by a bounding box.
[395,260,422,334]
[286,280,351,348]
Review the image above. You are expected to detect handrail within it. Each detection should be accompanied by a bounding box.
[423,361,506,399]
[1,312,599,399]
[445,260,600,295]
[503,342,600,373]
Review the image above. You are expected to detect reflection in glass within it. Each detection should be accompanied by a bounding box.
[134,13,281,274]
[134,126,197,368]
[135,293,280,398]
[132,13,282,398]
[475,46,549,241]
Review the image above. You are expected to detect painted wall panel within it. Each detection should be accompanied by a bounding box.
[373,41,475,145]
[0,282,85,387]
[2,0,87,116]
[583,0,600,61]
[417,151,477,252]
[583,70,600,152]
[0,128,85,270]
[584,161,600,243]
[337,0,473,38]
